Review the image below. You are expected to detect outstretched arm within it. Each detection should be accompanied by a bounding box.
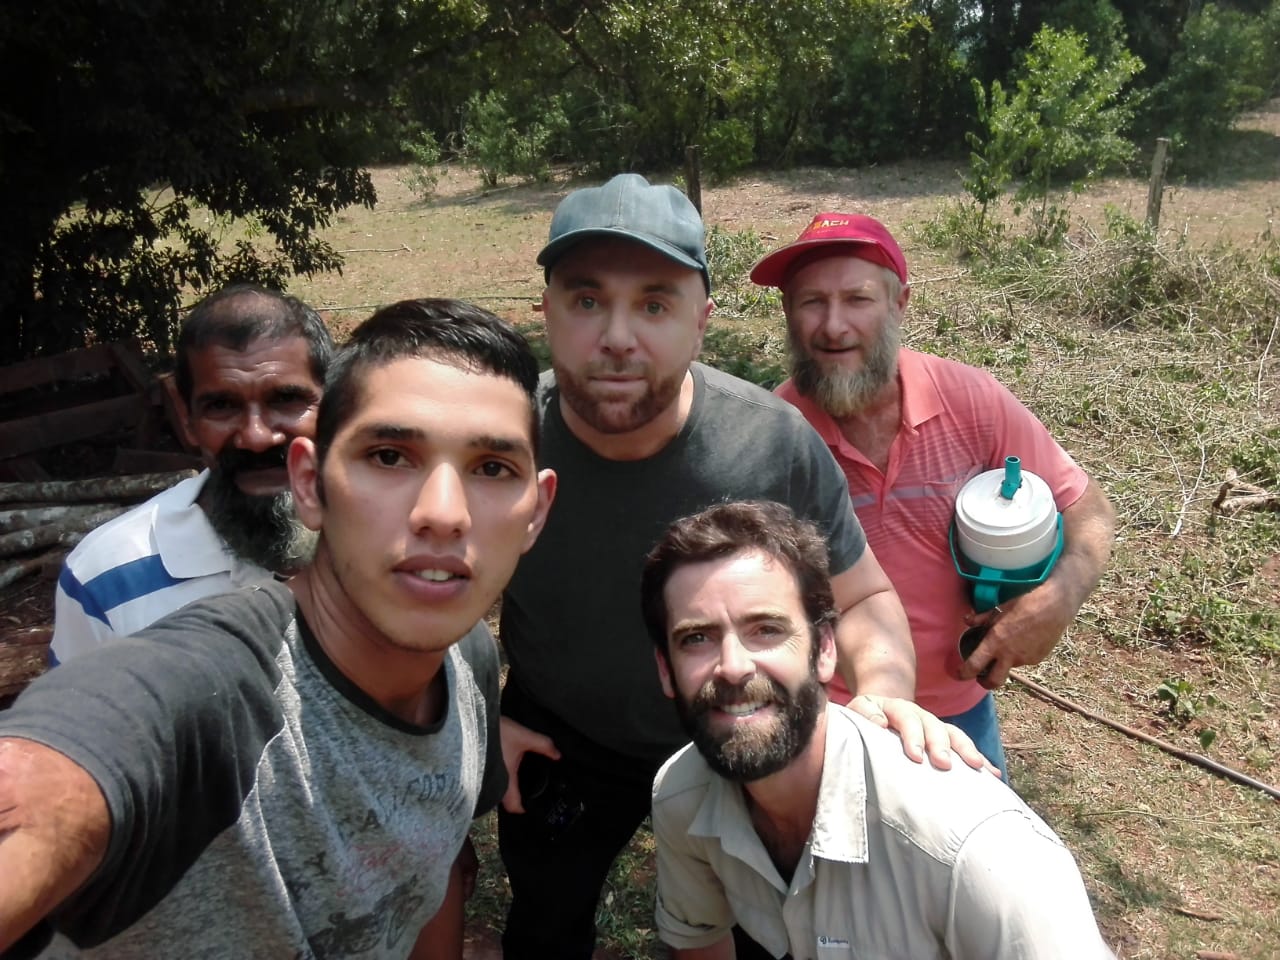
[961,478,1115,689]
[0,738,111,952]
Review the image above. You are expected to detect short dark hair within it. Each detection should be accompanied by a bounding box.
[314,298,541,464]
[176,284,333,404]
[641,500,838,659]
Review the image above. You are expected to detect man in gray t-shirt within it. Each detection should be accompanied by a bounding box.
[0,300,557,959]
[496,174,982,960]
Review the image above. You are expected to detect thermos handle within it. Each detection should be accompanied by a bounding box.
[973,572,1003,613]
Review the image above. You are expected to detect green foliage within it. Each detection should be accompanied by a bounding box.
[964,27,1143,231]
[462,92,566,187]
[398,130,444,201]
[1139,1,1280,170]
[0,0,490,362]
[702,119,756,183]
[1156,677,1204,723]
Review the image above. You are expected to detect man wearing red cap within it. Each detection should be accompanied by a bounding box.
[753,213,1115,774]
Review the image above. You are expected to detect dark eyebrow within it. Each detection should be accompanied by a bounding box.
[269,383,320,402]
[357,423,532,458]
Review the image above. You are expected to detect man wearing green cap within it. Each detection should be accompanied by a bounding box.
[495,175,984,959]
[752,212,1115,777]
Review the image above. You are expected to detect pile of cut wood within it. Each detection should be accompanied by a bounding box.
[0,470,194,699]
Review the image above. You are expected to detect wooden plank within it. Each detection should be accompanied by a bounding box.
[108,340,153,396]
[156,372,198,452]
[0,344,121,397]
[0,393,149,460]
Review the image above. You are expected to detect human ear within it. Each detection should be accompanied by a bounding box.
[287,438,324,532]
[815,623,838,684]
[654,647,676,699]
[521,469,558,552]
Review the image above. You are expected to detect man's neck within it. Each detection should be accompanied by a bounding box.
[743,709,829,884]
[831,379,902,473]
[559,369,696,462]
[288,548,447,728]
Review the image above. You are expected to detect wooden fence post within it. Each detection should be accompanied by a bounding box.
[684,145,703,215]
[1146,137,1171,230]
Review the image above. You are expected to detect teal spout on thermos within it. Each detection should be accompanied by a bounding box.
[951,457,1063,612]
[999,456,1022,500]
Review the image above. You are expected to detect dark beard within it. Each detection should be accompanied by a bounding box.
[675,672,824,783]
[553,360,684,435]
[203,446,316,572]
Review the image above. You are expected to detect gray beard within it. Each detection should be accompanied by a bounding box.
[789,318,900,418]
[203,473,317,573]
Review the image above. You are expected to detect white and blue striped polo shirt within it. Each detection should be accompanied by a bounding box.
[51,471,270,664]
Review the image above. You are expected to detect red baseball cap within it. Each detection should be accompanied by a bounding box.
[749,213,908,288]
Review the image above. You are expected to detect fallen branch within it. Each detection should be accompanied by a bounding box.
[0,549,67,591]
[0,503,119,534]
[1009,671,1280,802]
[1210,471,1279,516]
[337,243,413,254]
[0,471,193,505]
[0,508,125,560]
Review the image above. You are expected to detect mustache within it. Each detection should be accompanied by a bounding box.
[693,675,787,711]
[585,359,649,377]
[215,444,289,477]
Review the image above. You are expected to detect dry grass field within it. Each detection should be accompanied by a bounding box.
[1,101,1274,959]
[281,102,1280,960]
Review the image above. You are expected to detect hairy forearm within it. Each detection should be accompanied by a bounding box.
[0,739,110,951]
[834,586,915,700]
[1052,479,1115,613]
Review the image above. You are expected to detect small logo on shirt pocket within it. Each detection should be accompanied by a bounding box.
[817,934,851,949]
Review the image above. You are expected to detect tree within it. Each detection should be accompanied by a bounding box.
[0,0,494,363]
[965,27,1142,239]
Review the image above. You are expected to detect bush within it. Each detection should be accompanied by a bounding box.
[1139,2,1279,170]
[462,92,566,187]
[398,130,443,201]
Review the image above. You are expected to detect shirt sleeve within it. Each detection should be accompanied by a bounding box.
[790,417,867,576]
[50,564,119,665]
[946,811,1115,958]
[458,621,508,818]
[1,590,288,946]
[651,790,736,949]
[987,377,1090,511]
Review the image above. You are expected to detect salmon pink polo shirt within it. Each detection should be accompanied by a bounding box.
[777,349,1089,717]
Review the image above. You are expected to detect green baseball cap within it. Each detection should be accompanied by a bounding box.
[537,174,710,290]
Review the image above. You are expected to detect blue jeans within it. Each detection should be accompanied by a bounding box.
[942,692,1008,780]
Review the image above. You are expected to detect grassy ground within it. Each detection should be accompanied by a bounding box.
[233,98,1280,958]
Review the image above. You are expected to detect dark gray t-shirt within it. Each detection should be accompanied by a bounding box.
[501,362,865,762]
[1,581,504,959]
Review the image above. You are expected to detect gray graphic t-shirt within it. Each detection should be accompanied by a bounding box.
[1,581,504,959]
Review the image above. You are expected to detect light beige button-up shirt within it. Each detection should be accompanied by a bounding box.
[652,704,1113,959]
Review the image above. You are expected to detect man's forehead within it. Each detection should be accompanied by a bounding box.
[190,335,317,376]
[551,237,702,285]
[344,356,535,447]
[786,253,888,291]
